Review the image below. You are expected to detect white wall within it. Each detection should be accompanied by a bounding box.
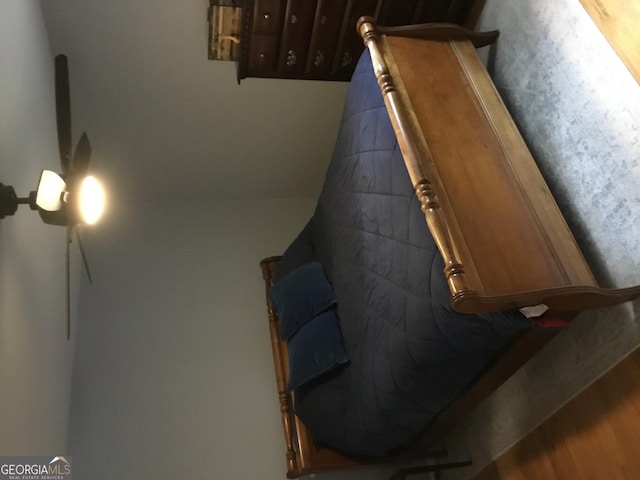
[0,0,80,455]
[67,198,318,479]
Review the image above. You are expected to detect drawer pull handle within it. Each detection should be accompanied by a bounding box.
[290,14,298,24]
[341,51,352,67]
[263,12,271,20]
[314,50,325,66]
[260,52,268,59]
[286,50,297,66]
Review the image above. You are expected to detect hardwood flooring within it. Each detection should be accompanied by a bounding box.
[578,0,640,84]
[473,346,640,479]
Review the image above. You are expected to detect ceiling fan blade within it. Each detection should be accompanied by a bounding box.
[66,226,72,340]
[75,227,93,284]
[55,54,72,174]
[71,132,92,176]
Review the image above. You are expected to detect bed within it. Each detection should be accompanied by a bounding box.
[260,18,640,478]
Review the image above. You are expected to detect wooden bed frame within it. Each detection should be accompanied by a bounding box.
[260,19,640,478]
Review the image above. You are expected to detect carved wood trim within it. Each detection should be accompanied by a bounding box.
[361,18,500,47]
[358,17,478,304]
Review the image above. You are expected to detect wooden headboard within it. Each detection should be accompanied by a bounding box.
[260,257,363,478]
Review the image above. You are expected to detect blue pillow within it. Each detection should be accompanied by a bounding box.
[269,261,336,340]
[287,310,349,391]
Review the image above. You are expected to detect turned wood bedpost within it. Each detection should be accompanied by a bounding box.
[357,17,477,303]
[260,256,301,478]
[414,180,471,300]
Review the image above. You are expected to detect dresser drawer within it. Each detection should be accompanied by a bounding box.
[278,0,317,75]
[251,0,285,33]
[378,0,419,26]
[415,0,450,23]
[236,0,480,82]
[246,33,280,74]
[306,0,347,76]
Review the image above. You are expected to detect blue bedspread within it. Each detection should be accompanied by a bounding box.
[275,50,532,458]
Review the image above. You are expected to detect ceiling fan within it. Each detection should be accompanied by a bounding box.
[0,54,105,339]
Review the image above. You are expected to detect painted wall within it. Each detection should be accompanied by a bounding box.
[0,0,80,455]
[67,198,317,478]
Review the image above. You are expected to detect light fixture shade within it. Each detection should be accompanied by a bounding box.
[35,170,66,211]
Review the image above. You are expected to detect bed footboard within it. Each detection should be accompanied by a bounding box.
[357,18,640,315]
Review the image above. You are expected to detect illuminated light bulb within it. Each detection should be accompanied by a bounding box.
[78,176,105,225]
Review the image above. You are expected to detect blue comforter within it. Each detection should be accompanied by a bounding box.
[275,50,532,458]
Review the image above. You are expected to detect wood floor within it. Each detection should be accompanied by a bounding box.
[472,346,640,479]
[578,0,640,85]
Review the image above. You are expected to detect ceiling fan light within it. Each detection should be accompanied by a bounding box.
[35,170,66,211]
[78,176,105,225]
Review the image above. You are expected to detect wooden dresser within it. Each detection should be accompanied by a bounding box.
[237,0,482,82]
